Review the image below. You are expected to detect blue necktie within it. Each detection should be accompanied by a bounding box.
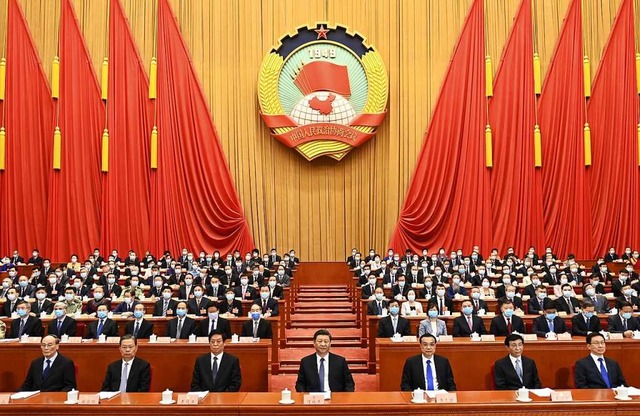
[97,319,104,337]
[57,320,62,335]
[318,358,326,392]
[598,358,611,388]
[211,356,218,385]
[42,359,51,379]
[548,319,554,333]
[426,359,434,390]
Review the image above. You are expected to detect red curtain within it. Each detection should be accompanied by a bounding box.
[149,0,254,256]
[488,0,544,256]
[389,0,491,254]
[0,0,55,256]
[537,0,593,258]
[100,0,153,255]
[45,0,103,260]
[587,0,639,255]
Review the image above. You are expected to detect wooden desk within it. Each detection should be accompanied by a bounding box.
[377,337,640,391]
[0,340,271,393]
[3,390,640,415]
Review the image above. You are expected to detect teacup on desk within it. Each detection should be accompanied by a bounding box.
[411,388,426,403]
[516,388,529,401]
[614,386,629,399]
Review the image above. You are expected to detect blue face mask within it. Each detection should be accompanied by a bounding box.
[54,309,65,318]
[133,310,144,319]
[389,306,399,315]
[428,310,438,318]
[584,311,594,319]
[545,313,557,321]
[176,309,187,317]
[18,281,28,288]
[16,309,27,317]
[462,306,473,316]
[251,312,261,320]
[97,310,108,319]
[622,312,632,320]
[503,309,514,318]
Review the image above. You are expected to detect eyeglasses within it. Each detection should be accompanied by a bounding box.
[41,344,56,349]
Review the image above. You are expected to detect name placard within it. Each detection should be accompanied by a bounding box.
[435,392,458,403]
[77,394,100,405]
[0,394,10,404]
[438,335,453,342]
[609,333,624,340]
[239,337,256,343]
[480,335,496,342]
[22,337,42,343]
[557,311,568,317]
[195,337,209,343]
[156,337,172,343]
[303,394,325,405]
[522,334,538,341]
[177,394,199,405]
[105,337,121,344]
[63,337,83,344]
[403,336,418,343]
[557,333,572,340]
[551,391,573,402]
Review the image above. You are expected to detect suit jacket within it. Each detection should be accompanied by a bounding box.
[531,315,567,337]
[555,296,580,314]
[391,284,411,298]
[607,314,640,333]
[490,315,526,336]
[295,352,355,392]
[198,317,232,339]
[113,300,139,314]
[615,296,640,310]
[574,355,626,388]
[269,285,284,299]
[452,315,487,337]
[433,296,453,314]
[31,299,54,315]
[360,284,379,300]
[21,354,77,392]
[241,319,273,339]
[17,284,36,299]
[418,319,447,337]
[165,316,198,339]
[494,355,542,390]
[234,285,257,301]
[377,315,411,337]
[252,297,280,316]
[10,316,44,338]
[187,297,214,316]
[571,313,602,336]
[125,319,154,339]
[584,295,610,314]
[103,284,123,298]
[152,299,178,317]
[400,354,456,391]
[469,298,488,314]
[83,318,119,339]
[190,352,241,392]
[366,300,389,316]
[528,297,555,315]
[178,285,196,300]
[219,300,243,317]
[101,358,151,392]
[2,300,17,317]
[47,317,77,337]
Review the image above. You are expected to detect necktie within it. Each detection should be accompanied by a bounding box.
[515,359,523,383]
[392,317,397,333]
[474,300,479,309]
[38,302,43,312]
[177,319,183,337]
[566,298,572,312]
[211,356,219,385]
[18,319,25,337]
[598,358,611,388]
[586,316,590,328]
[439,299,444,314]
[426,360,434,390]
[377,302,382,315]
[134,321,140,337]
[548,319,554,333]
[196,299,201,310]
[42,359,51,379]
[318,358,326,392]
[209,320,215,336]
[213,287,217,298]
[540,300,544,311]
[507,317,512,334]
[119,362,129,392]
[623,319,627,331]
[253,321,258,337]
[57,320,63,335]
[163,300,168,316]
[262,300,267,313]
[467,316,473,330]
[97,319,104,336]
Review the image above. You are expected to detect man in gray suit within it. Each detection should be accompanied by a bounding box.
[582,283,610,314]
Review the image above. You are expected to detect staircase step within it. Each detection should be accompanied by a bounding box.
[294,302,352,308]
[289,321,358,328]
[285,328,362,339]
[279,347,369,364]
[284,339,362,347]
[277,363,370,374]
[290,314,356,322]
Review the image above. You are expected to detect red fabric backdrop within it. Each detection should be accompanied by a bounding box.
[100,0,153,256]
[587,0,640,255]
[389,0,491,254]
[45,0,104,260]
[0,0,55,256]
[537,0,593,258]
[148,0,254,256]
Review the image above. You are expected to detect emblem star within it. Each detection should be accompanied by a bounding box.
[315,25,329,40]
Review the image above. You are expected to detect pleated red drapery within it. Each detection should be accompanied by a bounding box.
[149,0,254,256]
[389,0,491,254]
[0,0,55,256]
[45,0,104,260]
[587,0,639,255]
[100,0,153,256]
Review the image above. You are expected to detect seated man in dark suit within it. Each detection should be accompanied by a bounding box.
[295,329,355,392]
[497,286,524,312]
[187,285,213,316]
[571,301,602,336]
[47,302,77,337]
[615,284,640,311]
[113,290,139,315]
[490,301,526,336]
[101,334,151,392]
[452,300,487,337]
[528,286,554,315]
[377,299,411,337]
[433,284,453,315]
[468,288,488,313]
[241,304,273,339]
[531,304,568,337]
[252,286,279,317]
[400,333,456,391]
[367,287,389,315]
[555,284,580,315]
[125,304,154,339]
[2,288,18,317]
[190,331,241,392]
[199,303,232,339]
[575,332,626,388]
[20,335,76,392]
[582,284,610,314]
[494,334,542,390]
[152,287,178,317]
[32,287,54,315]
[84,286,111,316]
[10,301,44,338]
[165,302,197,339]
[607,301,640,338]
[84,304,118,339]
[361,276,379,300]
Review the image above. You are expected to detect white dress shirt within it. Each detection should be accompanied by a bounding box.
[421,354,439,390]
[316,353,330,392]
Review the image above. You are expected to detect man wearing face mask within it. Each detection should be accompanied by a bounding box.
[2,287,19,316]
[62,288,82,314]
[582,283,610,314]
[248,266,264,287]
[420,277,435,299]
[220,288,243,317]
[10,301,43,337]
[356,265,372,286]
[392,276,411,301]
[207,277,224,301]
[46,273,63,299]
[166,301,197,339]
[367,287,388,316]
[274,266,291,287]
[615,283,639,311]
[453,300,487,337]
[266,276,284,300]
[571,301,602,336]
[84,304,118,339]
[253,286,279,317]
[85,286,111,315]
[377,300,411,337]
[153,287,177,317]
[498,285,524,311]
[199,304,232,339]
[124,276,145,299]
[103,273,123,298]
[595,264,612,284]
[178,275,196,300]
[114,290,139,315]
[234,275,257,300]
[16,275,35,300]
[187,285,213,316]
[528,286,554,315]
[70,277,89,298]
[32,287,54,315]
[149,276,167,298]
[242,304,273,339]
[433,284,453,315]
[555,284,580,315]
[221,265,239,288]
[532,305,568,337]
[611,270,631,298]
[490,301,525,336]
[48,302,77,337]
[607,301,640,338]
[125,304,154,339]
[445,274,467,299]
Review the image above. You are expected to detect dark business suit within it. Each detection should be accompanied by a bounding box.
[377,315,411,337]
[366,300,389,315]
[433,296,453,314]
[528,297,555,315]
[490,315,526,336]
[190,352,242,392]
[571,314,602,336]
[400,354,456,391]
[152,299,178,317]
[241,319,273,339]
[607,314,640,333]
[555,296,580,314]
[10,316,44,338]
[17,284,36,299]
[532,315,567,337]
[101,358,151,392]
[493,355,542,390]
[83,318,119,339]
[198,317,232,339]
[165,316,198,339]
[574,355,626,388]
[113,300,139,314]
[295,352,355,392]
[21,354,77,392]
[47,317,77,337]
[125,319,154,339]
[252,297,280,316]
[452,315,487,337]
[31,299,54,315]
[360,284,379,300]
[187,297,213,316]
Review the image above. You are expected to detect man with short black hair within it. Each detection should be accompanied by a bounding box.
[190,331,242,392]
[101,334,151,392]
[400,333,456,391]
[493,334,542,390]
[20,335,76,391]
[574,333,626,388]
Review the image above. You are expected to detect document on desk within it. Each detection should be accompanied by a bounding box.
[187,391,209,400]
[425,390,449,399]
[10,391,40,400]
[98,391,121,400]
[529,388,554,397]
[625,386,640,396]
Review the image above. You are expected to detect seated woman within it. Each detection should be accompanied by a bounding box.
[400,290,424,316]
[445,274,467,299]
[418,302,447,337]
[479,278,495,299]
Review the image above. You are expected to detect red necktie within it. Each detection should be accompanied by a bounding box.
[507,317,512,334]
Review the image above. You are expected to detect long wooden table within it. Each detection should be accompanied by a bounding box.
[377,337,640,391]
[0,340,271,393]
[2,390,639,415]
